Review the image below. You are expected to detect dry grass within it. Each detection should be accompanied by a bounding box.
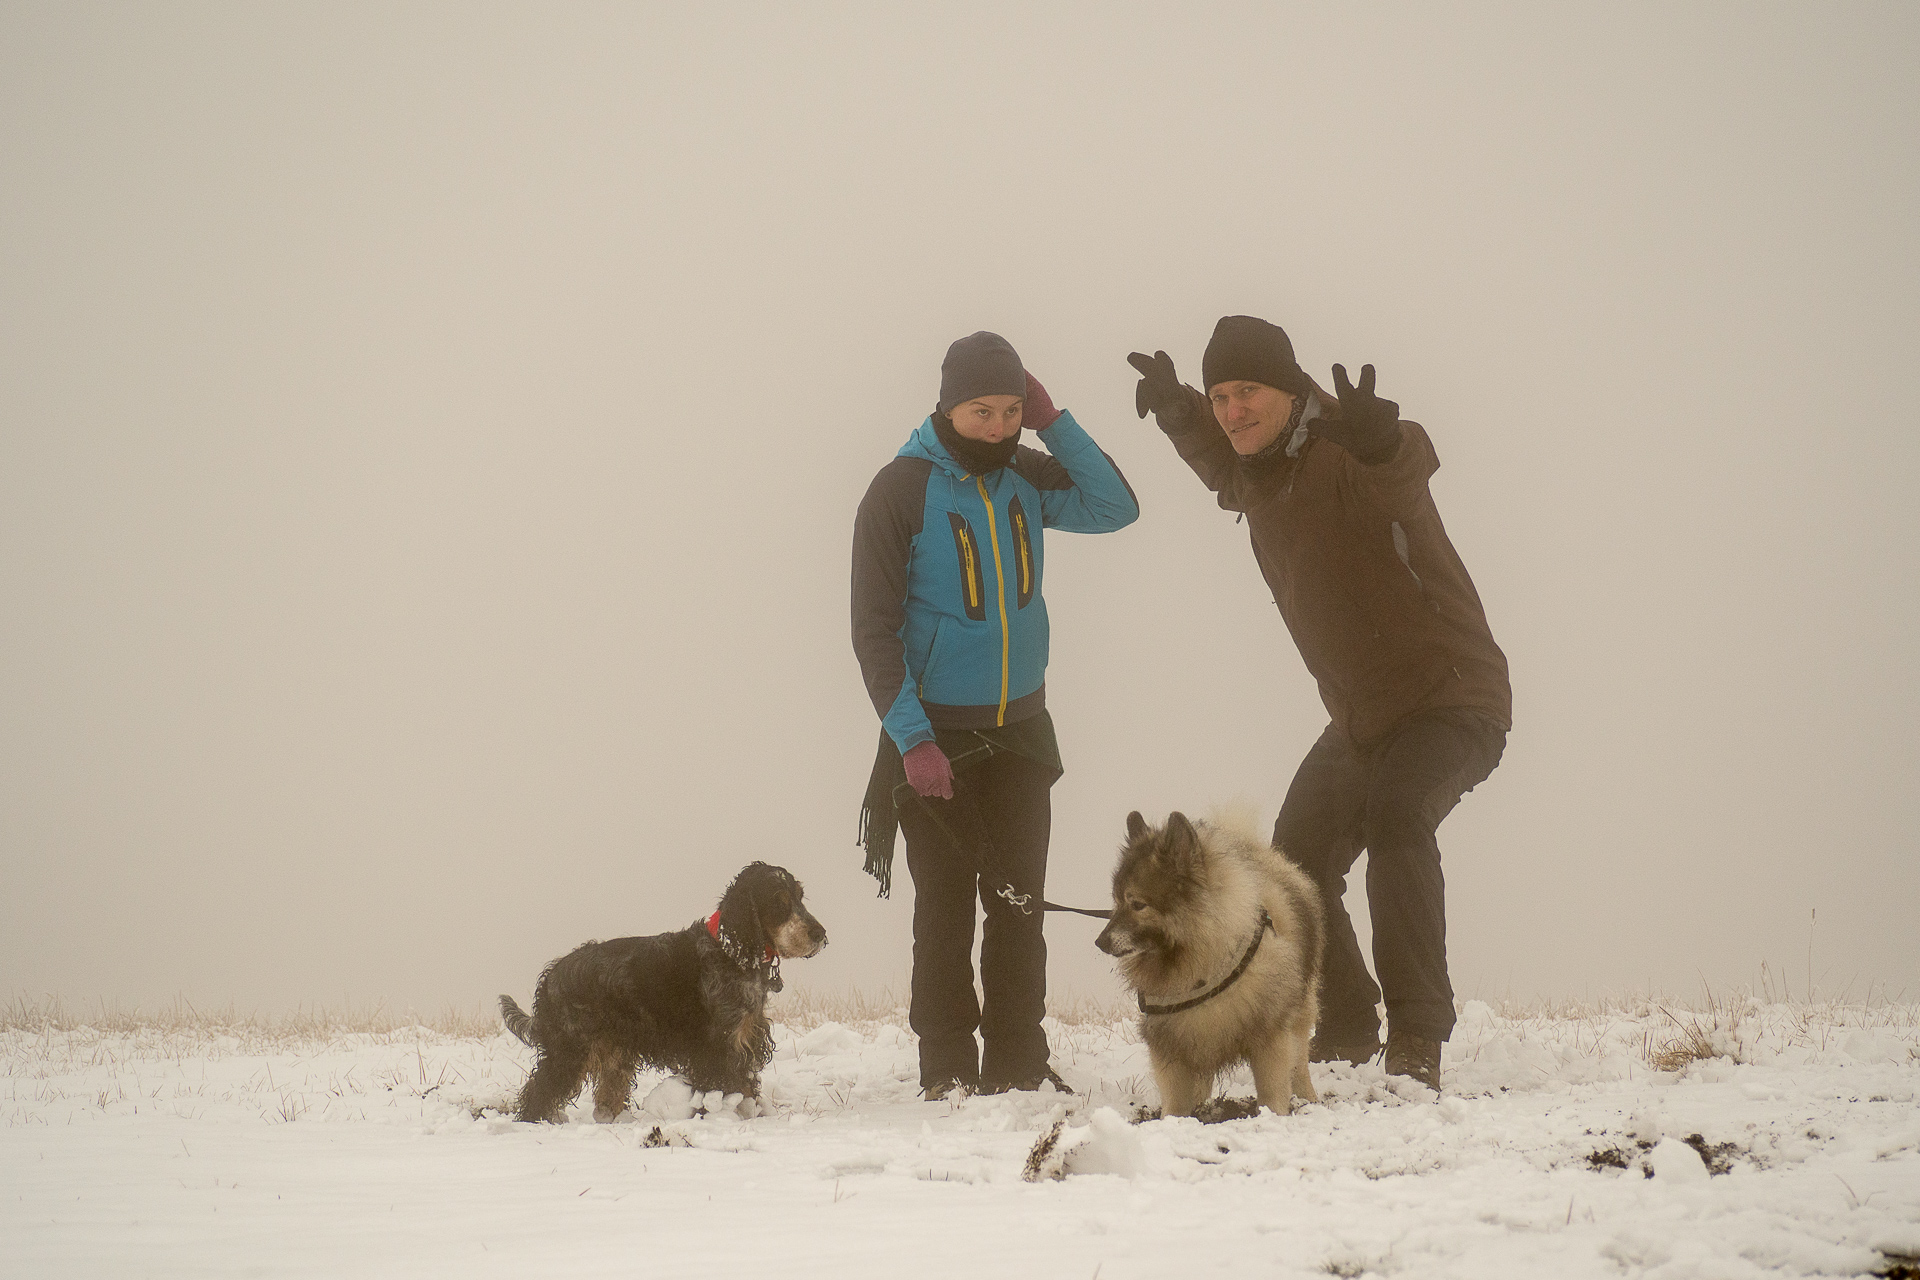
[768,984,910,1031]
[1,994,528,1129]
[2,993,503,1044]
[1473,978,1920,1072]
[1647,1001,1737,1072]
[9,981,1914,1065]
[4,986,1136,1049]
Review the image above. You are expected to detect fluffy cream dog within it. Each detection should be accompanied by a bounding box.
[1095,810,1324,1116]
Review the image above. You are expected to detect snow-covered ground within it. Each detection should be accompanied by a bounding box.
[5,993,1918,1279]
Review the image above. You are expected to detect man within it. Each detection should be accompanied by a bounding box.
[853,331,1138,1098]
[1128,315,1510,1091]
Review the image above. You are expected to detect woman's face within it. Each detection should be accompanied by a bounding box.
[947,394,1023,442]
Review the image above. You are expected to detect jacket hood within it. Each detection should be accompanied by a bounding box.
[898,416,973,478]
[1303,373,1339,417]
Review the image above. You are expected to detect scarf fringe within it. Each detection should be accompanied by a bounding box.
[858,803,893,898]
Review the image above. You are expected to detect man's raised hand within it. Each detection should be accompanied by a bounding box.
[1127,350,1189,425]
[1311,363,1402,464]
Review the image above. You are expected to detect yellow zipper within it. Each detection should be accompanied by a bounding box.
[960,529,979,609]
[975,476,1011,725]
[1014,511,1031,596]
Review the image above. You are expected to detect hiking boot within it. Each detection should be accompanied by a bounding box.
[1384,1031,1442,1092]
[1309,1033,1382,1067]
[922,1075,978,1102]
[979,1066,1074,1096]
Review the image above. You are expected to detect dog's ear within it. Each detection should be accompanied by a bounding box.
[1162,811,1200,871]
[752,866,806,942]
[1125,811,1149,843]
[717,866,773,958]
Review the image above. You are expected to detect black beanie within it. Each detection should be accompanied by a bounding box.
[937,331,1027,414]
[1201,315,1308,396]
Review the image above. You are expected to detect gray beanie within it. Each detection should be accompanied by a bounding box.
[937,331,1026,414]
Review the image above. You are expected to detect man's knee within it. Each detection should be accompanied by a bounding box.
[1361,798,1440,860]
[1278,819,1360,884]
[1274,756,1366,870]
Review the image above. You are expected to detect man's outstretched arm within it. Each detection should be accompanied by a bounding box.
[1128,349,1246,509]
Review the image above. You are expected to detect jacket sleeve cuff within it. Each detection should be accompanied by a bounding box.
[1154,386,1206,437]
[882,677,936,755]
[1355,428,1405,466]
[888,726,936,755]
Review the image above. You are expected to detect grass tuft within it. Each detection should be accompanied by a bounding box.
[2,993,503,1044]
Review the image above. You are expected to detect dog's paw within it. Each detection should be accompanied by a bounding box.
[688,1089,752,1119]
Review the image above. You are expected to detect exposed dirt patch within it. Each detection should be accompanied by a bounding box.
[1125,1096,1263,1125]
[1194,1096,1264,1124]
[1682,1132,1742,1175]
[1587,1131,1744,1176]
[640,1125,691,1148]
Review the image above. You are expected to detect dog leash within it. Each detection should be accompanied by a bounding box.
[1137,908,1274,1016]
[891,738,1111,921]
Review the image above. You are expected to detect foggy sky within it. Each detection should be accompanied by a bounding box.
[4,2,1916,1018]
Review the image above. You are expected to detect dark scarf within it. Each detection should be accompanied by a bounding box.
[1238,391,1309,467]
[933,411,1021,475]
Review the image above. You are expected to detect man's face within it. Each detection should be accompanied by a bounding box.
[1209,380,1295,456]
[948,394,1024,442]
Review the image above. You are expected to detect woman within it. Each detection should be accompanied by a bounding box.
[852,331,1138,1098]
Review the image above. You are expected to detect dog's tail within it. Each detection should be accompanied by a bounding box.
[498,994,537,1048]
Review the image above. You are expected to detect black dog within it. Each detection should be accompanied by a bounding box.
[500,862,827,1123]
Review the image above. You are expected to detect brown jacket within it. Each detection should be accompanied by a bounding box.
[1162,383,1511,747]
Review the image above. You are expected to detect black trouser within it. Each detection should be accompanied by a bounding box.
[899,749,1053,1087]
[1273,708,1506,1045]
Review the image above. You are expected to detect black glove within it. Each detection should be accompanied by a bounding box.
[1127,350,1190,427]
[1310,363,1401,464]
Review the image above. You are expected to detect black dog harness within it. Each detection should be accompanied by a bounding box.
[1137,908,1275,1016]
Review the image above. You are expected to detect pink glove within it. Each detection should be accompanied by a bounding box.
[902,741,954,799]
[1022,370,1061,432]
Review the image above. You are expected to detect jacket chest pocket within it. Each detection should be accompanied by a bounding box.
[1008,496,1035,610]
[947,512,988,621]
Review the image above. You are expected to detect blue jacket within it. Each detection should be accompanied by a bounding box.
[851,410,1138,753]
